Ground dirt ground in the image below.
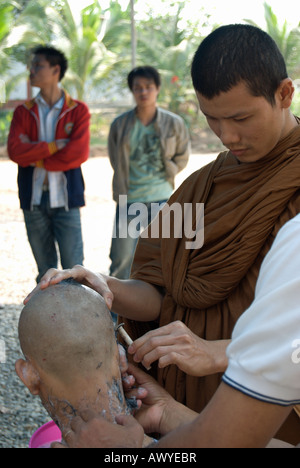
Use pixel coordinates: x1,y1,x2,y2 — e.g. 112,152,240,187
0,147,217,448
0,148,218,303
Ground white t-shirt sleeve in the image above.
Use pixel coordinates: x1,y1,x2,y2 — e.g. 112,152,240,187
223,214,300,406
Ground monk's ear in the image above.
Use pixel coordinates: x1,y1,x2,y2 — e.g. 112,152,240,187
276,78,295,109
15,359,41,395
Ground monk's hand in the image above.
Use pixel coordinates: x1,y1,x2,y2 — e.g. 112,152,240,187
57,409,144,449
24,265,114,310
128,321,229,377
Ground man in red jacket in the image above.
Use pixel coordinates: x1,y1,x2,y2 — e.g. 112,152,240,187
7,45,90,282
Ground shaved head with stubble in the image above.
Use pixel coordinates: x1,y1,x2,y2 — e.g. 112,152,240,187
15,279,131,436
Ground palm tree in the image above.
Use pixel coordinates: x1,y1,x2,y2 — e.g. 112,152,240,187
245,2,300,78
4,0,132,101
53,0,109,100
0,1,19,66
0,2,14,101
135,1,208,125
0,1,31,102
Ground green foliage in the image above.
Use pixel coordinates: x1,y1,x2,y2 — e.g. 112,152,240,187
0,2,21,72
0,0,299,146
0,3,14,43
134,1,209,126
291,83,300,116
0,110,13,145
0,0,210,103
245,2,300,78
89,112,113,146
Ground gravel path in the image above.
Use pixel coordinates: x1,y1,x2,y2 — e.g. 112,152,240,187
0,152,216,448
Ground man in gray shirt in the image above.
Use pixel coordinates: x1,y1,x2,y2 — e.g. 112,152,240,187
108,66,190,282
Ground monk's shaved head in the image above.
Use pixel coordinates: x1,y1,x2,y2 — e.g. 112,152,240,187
18,279,118,383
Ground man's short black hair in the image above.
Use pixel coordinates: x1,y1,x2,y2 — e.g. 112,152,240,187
32,45,68,81
191,24,288,105
127,66,161,91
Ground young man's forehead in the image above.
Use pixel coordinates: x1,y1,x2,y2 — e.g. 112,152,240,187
30,54,49,65
132,76,157,87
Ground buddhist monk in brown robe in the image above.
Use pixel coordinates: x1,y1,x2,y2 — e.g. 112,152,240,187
24,24,300,444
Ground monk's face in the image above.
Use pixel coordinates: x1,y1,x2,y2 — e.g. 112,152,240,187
196,80,295,163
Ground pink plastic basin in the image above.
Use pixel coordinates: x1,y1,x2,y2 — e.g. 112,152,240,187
29,421,62,448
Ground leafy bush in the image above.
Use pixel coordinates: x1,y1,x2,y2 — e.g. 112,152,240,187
291,83,300,117
0,110,12,146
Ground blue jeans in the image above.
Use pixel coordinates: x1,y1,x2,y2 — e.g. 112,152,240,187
109,200,167,280
23,191,84,283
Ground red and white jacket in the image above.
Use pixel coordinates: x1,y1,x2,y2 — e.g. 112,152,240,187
7,91,90,210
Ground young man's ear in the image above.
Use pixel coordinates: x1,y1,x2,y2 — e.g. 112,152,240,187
277,78,295,109
52,64,61,80
15,359,41,395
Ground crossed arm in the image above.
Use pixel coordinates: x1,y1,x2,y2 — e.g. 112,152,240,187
7,104,90,171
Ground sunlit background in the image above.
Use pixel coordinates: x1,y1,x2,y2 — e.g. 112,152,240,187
1,0,299,147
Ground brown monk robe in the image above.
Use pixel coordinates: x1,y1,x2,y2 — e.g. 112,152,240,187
119,119,300,442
